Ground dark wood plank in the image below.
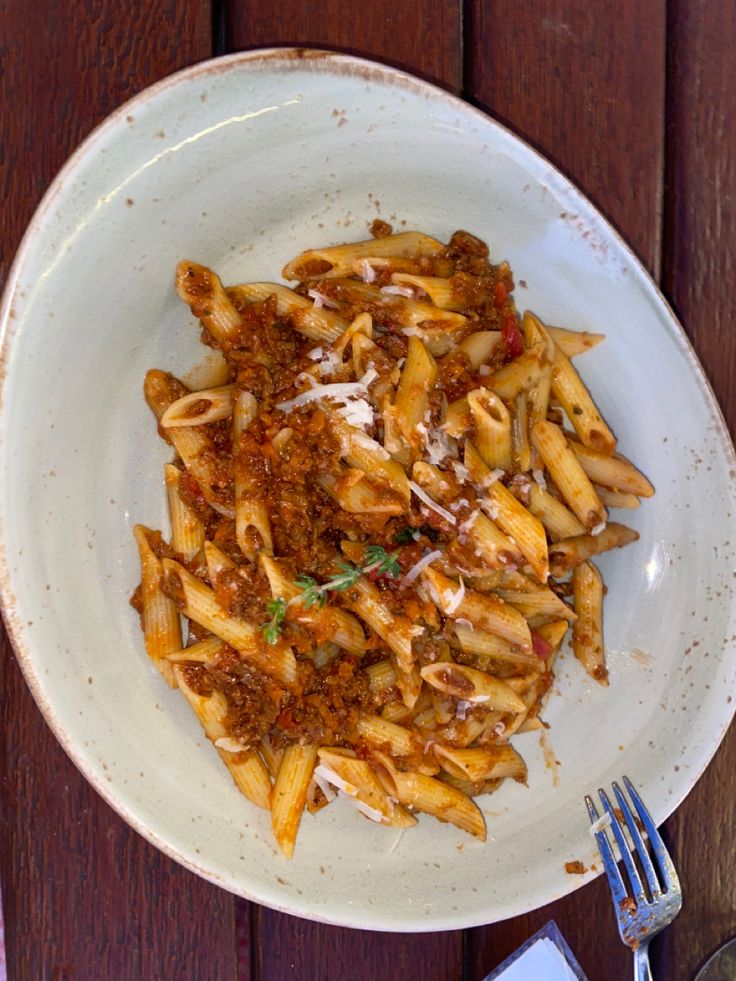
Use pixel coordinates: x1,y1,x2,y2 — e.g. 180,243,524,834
226,0,462,90
465,0,666,277
0,3,241,978
251,908,463,981
653,1,736,977
465,3,666,978
227,4,464,977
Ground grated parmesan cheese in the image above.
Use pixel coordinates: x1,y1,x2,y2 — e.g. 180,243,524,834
214,737,247,753
591,522,606,536
359,259,376,283
589,811,612,836
381,284,415,298
408,481,457,525
307,347,323,360
450,461,470,482
276,381,370,413
336,398,375,430
308,288,339,309
455,700,472,721
444,576,466,615
403,549,443,584
457,509,480,536
532,468,547,489
313,763,386,823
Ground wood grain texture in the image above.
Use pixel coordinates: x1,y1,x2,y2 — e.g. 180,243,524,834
466,5,665,979
465,0,666,275
653,1,736,976
226,0,462,90
252,907,463,981
0,3,240,979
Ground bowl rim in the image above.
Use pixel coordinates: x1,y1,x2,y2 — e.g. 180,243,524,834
1,46,735,932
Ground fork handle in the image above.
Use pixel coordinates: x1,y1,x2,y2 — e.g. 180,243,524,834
634,944,653,981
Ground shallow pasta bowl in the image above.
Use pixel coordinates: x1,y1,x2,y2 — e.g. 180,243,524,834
1,49,735,931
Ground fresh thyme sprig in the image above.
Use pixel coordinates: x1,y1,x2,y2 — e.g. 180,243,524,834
261,546,402,642
260,597,287,645
295,545,401,610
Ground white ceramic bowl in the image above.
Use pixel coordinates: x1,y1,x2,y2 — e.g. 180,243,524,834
1,50,735,931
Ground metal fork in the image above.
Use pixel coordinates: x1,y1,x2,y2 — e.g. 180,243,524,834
585,776,683,981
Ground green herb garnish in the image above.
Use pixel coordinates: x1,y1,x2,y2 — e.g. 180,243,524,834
293,545,401,609
260,597,287,645
394,527,419,545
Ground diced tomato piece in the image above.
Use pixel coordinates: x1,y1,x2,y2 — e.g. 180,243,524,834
502,313,524,359
532,632,552,659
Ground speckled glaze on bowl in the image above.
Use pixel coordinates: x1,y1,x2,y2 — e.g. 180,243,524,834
1,49,734,932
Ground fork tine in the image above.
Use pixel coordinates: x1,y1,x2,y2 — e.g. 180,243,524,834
598,788,647,905
612,781,661,899
623,776,681,893
585,795,628,909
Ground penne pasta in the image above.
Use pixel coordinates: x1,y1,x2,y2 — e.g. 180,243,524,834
531,421,607,530
272,744,318,859
133,525,181,687
282,231,443,280
134,226,653,856
572,560,607,685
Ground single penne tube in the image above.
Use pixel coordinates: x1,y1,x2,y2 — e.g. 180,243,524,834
271,744,318,859
165,637,226,664
227,283,347,343
496,587,576,622
434,744,526,783
453,623,540,668
527,482,586,541
547,325,605,356
551,343,617,453
160,385,236,428
532,421,607,529
464,442,548,581
316,749,417,827
489,342,549,399
356,715,422,758
258,554,367,655
456,330,503,368
331,417,410,503
394,335,437,444
164,464,205,564
572,560,607,685
133,525,181,688
420,662,526,713
144,370,235,518
346,577,419,678
442,397,472,438
175,261,242,345
422,566,532,651
328,278,468,331
567,438,655,497
467,389,512,471
372,752,486,840
161,559,297,687
522,313,556,467
548,522,640,576
235,488,273,560
173,665,272,809
282,231,444,279
593,485,641,510
316,469,404,516
457,509,524,570
390,274,462,310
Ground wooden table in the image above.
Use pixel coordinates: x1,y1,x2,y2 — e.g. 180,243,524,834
2,2,735,978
